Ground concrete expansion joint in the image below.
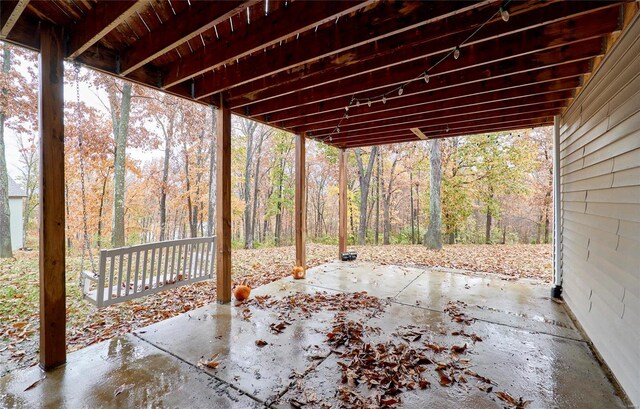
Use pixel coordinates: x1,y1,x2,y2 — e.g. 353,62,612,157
132,332,266,406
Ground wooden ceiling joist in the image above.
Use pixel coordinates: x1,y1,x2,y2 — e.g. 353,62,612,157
283,78,581,130
119,1,254,76
245,9,617,120
337,118,555,148
161,0,378,89
326,107,563,142
313,99,568,139
185,1,493,99
3,0,633,147
0,0,29,38
271,60,590,126
225,0,614,109
67,1,147,59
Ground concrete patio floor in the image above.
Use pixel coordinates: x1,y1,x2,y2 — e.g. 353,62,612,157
0,261,630,408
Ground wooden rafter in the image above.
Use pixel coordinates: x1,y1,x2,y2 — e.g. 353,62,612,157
162,0,378,89
186,1,493,99
67,1,147,59
0,0,29,38
225,0,611,109
120,1,254,76
245,9,618,120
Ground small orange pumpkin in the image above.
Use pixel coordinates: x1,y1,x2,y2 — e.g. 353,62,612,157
292,266,306,279
234,285,251,301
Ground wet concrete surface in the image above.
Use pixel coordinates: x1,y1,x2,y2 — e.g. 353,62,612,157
0,335,261,409
0,262,630,408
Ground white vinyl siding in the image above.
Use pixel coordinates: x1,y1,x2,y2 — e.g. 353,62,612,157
8,198,23,251
559,15,640,407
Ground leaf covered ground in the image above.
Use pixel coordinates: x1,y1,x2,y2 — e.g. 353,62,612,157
0,243,551,374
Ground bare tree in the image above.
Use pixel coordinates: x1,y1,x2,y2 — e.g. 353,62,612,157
354,146,378,245
424,139,442,249
109,82,132,247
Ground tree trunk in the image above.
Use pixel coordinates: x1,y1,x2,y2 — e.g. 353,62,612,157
250,136,264,245
158,113,174,241
410,172,415,244
375,149,380,245
355,147,378,244
97,171,109,248
0,47,12,257
485,204,493,244
274,155,285,246
424,139,442,250
111,83,132,247
207,107,216,236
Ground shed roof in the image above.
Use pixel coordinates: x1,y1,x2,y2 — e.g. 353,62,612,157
1,0,638,148
8,176,26,198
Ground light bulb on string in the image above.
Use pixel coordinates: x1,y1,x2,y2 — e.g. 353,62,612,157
500,6,509,22
453,47,460,60
336,126,340,133
367,99,372,107
356,100,360,107
398,87,404,96
423,72,429,84
345,106,349,112
382,95,387,104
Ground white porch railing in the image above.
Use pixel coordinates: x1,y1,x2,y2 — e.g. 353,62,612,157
81,236,216,308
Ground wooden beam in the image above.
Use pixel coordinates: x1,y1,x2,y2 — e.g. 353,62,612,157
67,1,147,59
321,101,567,140
188,1,489,99
337,117,555,148
225,0,613,108
295,132,306,269
331,108,562,142
411,129,428,140
285,79,580,130
163,0,377,89
274,61,588,128
0,0,29,38
308,91,574,136
120,1,253,76
39,24,66,370
338,148,347,258
216,94,232,303
245,7,618,120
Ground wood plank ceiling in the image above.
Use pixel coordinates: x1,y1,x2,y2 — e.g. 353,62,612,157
1,0,635,148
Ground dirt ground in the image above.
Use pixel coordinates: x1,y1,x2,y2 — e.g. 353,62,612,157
0,243,551,374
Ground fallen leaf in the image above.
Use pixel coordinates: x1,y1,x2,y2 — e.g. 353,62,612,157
23,375,45,392
114,383,134,396
255,339,268,347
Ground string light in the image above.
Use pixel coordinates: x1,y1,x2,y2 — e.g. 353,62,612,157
320,0,511,144
500,6,509,22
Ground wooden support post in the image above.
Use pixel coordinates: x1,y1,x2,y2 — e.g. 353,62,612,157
39,24,66,370
338,149,347,258
295,133,306,268
216,94,232,303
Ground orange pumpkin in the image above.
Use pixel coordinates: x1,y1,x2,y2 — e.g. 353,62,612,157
292,266,306,279
234,285,251,301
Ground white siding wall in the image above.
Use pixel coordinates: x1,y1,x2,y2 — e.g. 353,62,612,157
559,15,640,407
9,198,23,251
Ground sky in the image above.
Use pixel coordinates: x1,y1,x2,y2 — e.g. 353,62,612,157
4,62,163,181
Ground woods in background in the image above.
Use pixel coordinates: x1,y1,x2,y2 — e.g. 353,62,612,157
0,44,554,255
